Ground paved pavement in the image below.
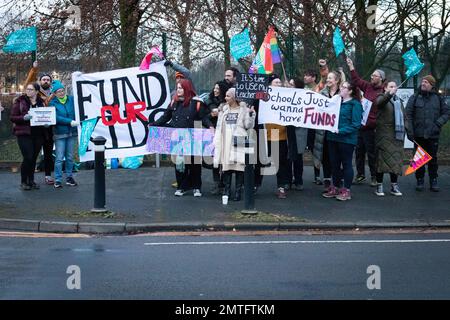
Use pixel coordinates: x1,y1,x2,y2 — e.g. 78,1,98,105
1,232,450,299
0,165,449,233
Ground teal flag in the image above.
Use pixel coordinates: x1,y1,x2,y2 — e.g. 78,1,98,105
333,27,345,57
230,28,252,61
402,48,424,79
79,117,99,156
2,26,37,53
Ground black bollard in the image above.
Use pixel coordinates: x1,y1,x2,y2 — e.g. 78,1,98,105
91,136,107,213
242,137,257,215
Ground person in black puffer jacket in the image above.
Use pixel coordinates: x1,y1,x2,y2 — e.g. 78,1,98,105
405,75,449,192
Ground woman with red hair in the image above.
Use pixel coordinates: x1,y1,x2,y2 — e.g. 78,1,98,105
150,79,212,197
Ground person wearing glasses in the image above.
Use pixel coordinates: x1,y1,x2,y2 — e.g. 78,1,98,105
10,83,47,190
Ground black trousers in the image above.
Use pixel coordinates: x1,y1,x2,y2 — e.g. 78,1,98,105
414,138,439,179
268,140,290,188
17,135,45,185
356,129,376,178
322,137,332,180
43,136,54,176
288,155,304,185
376,173,398,183
175,156,202,190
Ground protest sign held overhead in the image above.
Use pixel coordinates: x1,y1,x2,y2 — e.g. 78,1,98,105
72,61,170,162
259,87,341,132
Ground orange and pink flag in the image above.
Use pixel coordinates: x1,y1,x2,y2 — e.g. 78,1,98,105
405,144,432,175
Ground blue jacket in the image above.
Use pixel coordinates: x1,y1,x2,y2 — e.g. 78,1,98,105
49,95,78,138
327,98,363,145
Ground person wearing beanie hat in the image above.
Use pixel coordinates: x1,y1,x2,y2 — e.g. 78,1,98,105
48,79,79,189
21,60,55,185
405,74,450,192
422,75,436,87
51,80,65,94
346,57,385,187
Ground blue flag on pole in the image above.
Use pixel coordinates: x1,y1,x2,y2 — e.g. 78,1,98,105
402,48,424,79
230,28,253,61
2,26,37,53
333,27,345,57
79,117,99,156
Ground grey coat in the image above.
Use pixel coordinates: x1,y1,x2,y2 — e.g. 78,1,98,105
405,89,449,140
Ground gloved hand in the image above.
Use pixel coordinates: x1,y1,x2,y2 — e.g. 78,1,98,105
70,120,79,127
23,113,33,121
164,60,173,67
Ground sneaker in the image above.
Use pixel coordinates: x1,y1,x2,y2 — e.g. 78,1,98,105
354,175,366,184
416,178,425,191
293,184,304,191
370,176,377,187
193,189,202,197
171,181,178,188
66,177,78,186
20,183,32,191
314,177,323,185
30,182,40,190
430,178,439,192
375,183,385,196
322,186,339,198
54,181,63,189
336,188,352,201
390,183,403,196
174,189,185,196
276,187,287,199
45,176,54,185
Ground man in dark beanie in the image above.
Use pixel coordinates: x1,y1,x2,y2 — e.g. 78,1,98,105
406,75,449,192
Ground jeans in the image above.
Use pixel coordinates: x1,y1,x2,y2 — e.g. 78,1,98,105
356,129,376,178
54,136,76,183
328,141,355,189
17,135,44,185
414,138,439,179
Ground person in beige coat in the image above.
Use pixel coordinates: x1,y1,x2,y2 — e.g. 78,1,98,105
214,88,256,201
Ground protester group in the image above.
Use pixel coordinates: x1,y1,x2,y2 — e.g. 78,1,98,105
7,54,450,204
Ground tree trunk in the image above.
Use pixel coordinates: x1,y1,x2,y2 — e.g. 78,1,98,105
119,0,141,68
354,0,378,78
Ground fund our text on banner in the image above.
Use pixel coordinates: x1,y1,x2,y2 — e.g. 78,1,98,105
258,87,341,132
147,126,214,156
72,61,171,161
404,144,432,175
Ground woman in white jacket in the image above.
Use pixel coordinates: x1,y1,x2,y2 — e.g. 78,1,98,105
213,88,256,201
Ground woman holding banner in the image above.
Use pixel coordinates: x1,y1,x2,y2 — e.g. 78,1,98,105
151,79,212,197
314,71,343,193
213,88,255,202
10,83,47,190
373,81,405,196
323,82,363,201
49,80,79,189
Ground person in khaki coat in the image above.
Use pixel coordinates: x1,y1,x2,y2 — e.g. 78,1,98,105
213,88,255,201
374,80,406,197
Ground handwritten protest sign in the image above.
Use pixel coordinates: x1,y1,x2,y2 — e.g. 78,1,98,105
72,61,170,161
30,107,56,126
235,73,269,102
230,28,252,61
259,87,341,132
147,126,214,156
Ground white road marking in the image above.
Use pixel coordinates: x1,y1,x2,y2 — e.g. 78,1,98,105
144,239,450,246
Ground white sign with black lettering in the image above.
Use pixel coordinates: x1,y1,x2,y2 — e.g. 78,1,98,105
29,107,56,126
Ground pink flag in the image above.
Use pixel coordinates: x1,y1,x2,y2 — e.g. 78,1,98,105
139,46,165,70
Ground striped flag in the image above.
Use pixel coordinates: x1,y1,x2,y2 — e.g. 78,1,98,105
404,144,432,175
249,27,281,74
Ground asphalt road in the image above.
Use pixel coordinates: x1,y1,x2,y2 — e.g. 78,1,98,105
1,231,450,300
